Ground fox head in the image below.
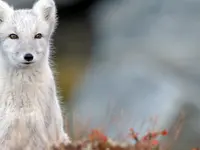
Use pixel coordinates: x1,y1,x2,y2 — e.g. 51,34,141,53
0,0,57,69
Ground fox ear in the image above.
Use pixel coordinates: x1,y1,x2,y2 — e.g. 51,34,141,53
32,0,57,23
0,0,14,22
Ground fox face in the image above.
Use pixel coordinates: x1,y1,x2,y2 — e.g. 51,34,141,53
0,0,57,68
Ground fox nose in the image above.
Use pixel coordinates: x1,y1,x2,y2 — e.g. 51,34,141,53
24,53,34,62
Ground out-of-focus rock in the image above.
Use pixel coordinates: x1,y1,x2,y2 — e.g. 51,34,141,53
70,0,200,149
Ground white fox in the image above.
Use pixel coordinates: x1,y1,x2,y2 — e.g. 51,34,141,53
0,0,70,149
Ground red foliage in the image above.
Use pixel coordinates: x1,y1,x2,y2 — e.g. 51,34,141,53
88,129,108,142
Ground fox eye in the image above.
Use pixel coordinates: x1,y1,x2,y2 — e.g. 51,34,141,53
34,33,43,39
9,34,19,39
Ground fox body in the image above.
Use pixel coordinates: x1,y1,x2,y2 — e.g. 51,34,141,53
0,0,70,149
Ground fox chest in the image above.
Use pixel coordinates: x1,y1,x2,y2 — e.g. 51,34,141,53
0,83,54,146
0,83,52,111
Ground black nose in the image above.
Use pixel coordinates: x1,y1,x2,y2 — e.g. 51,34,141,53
24,53,34,62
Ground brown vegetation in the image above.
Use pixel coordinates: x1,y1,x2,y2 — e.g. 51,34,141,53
51,113,186,150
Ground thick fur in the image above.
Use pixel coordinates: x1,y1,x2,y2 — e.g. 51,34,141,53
0,0,70,149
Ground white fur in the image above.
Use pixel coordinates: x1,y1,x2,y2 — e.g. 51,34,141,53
0,0,70,149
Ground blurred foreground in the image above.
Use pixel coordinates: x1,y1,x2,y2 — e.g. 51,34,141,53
52,114,183,150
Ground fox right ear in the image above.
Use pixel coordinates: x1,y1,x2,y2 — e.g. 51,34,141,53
32,0,56,23
0,0,13,22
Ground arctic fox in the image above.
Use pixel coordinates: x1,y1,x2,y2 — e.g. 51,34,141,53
0,0,70,149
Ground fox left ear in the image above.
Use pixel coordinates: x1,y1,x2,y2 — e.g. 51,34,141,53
0,0,14,23
32,0,57,25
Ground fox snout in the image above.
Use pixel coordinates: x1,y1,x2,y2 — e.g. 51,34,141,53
24,53,34,62
22,53,34,64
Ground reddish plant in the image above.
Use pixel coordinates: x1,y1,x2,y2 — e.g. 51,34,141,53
88,129,108,142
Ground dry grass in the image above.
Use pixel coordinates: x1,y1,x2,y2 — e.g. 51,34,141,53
51,113,186,150
51,128,168,150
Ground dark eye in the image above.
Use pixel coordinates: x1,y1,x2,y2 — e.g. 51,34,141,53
9,34,19,39
34,33,43,39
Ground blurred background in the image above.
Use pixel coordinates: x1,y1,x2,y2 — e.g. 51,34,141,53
7,0,200,149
